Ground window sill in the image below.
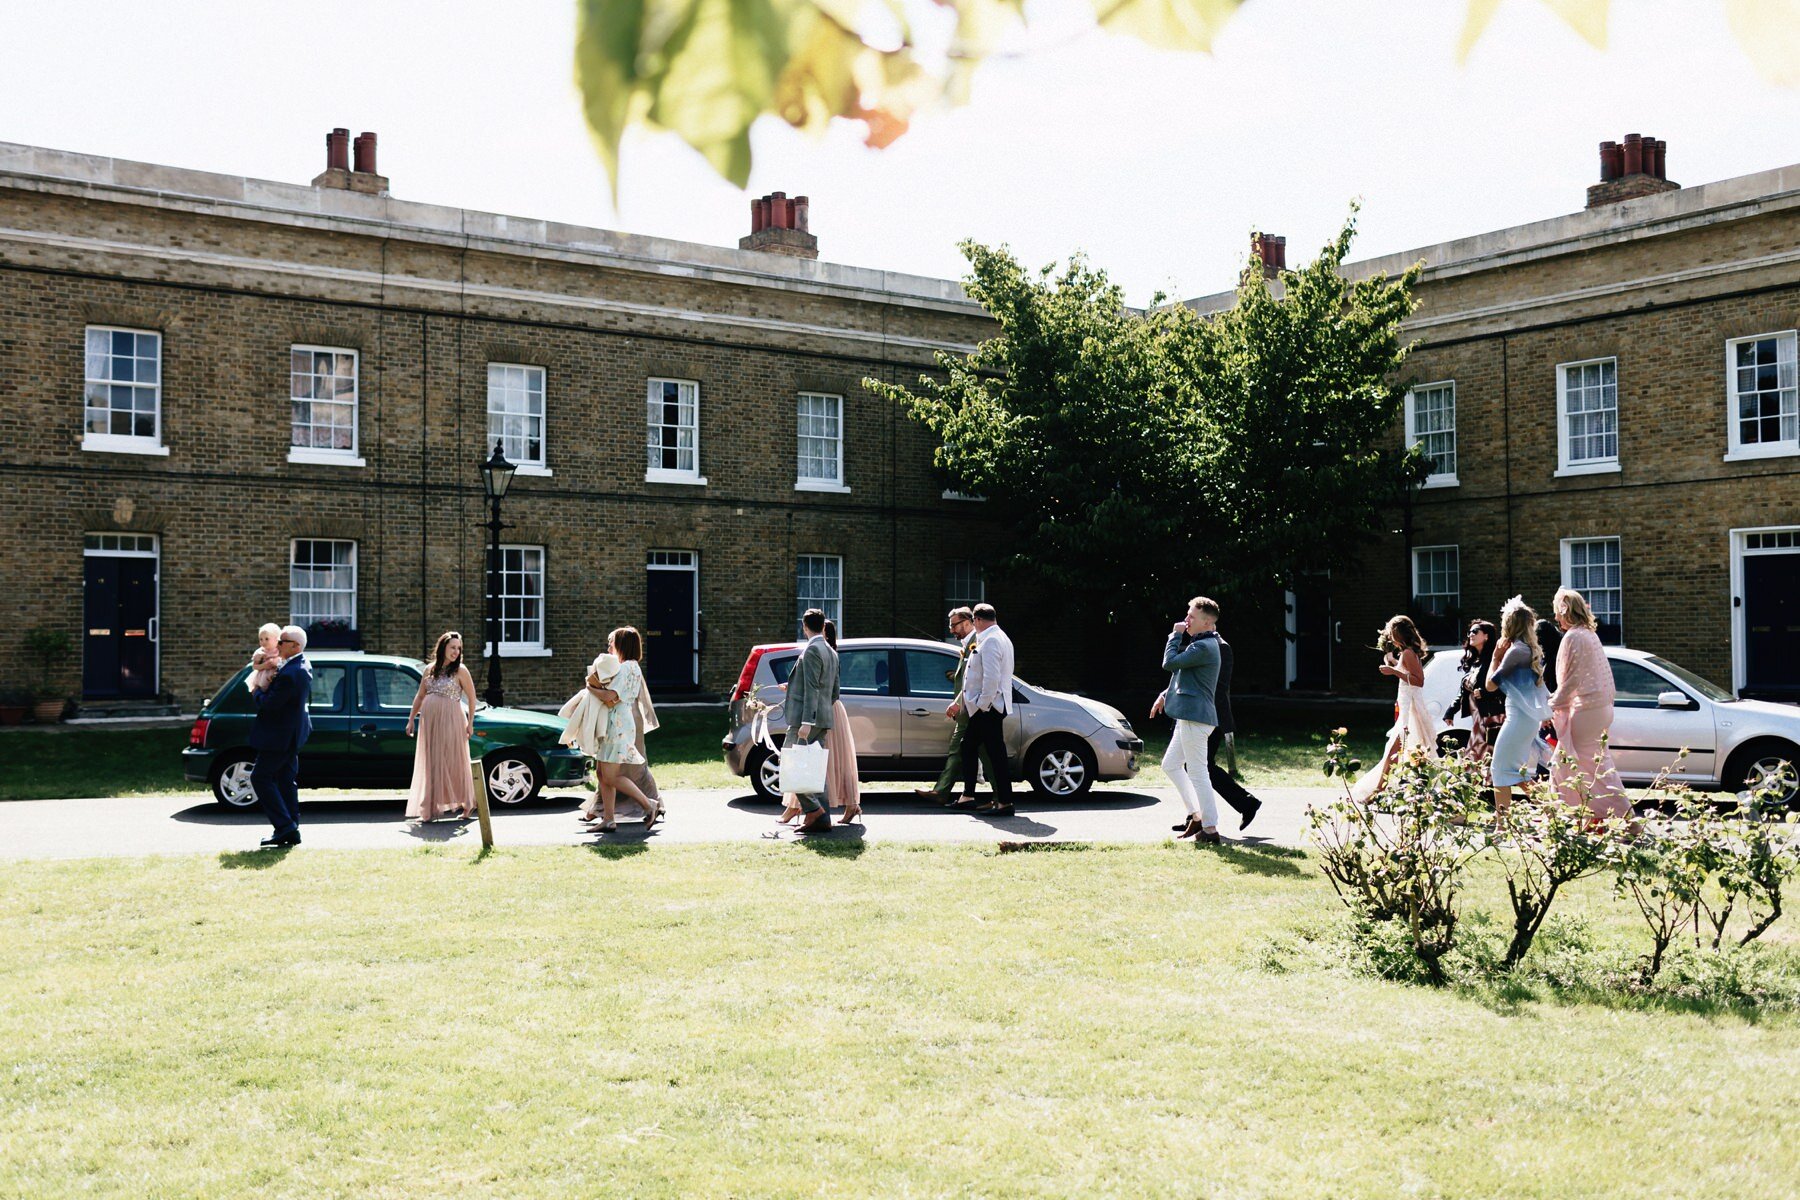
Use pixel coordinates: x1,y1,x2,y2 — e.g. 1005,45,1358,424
512,464,554,477
288,448,366,467
795,480,851,494
82,435,169,457
1723,446,1800,464
1553,462,1620,479
482,646,554,658
645,470,708,486
1420,475,1459,490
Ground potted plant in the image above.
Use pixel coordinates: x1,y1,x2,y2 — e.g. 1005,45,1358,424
305,617,362,650
0,688,28,725
24,626,73,723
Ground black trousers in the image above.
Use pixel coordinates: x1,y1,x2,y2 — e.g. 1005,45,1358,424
1207,726,1257,817
251,748,301,836
961,708,1012,799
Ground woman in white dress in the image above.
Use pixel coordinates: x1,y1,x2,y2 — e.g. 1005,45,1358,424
1349,615,1440,803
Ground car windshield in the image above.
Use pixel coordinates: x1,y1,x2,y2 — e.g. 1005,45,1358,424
1642,656,1735,703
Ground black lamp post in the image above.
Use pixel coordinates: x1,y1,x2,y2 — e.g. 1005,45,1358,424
479,441,517,707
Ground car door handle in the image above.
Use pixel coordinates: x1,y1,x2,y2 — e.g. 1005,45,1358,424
908,707,935,717
358,724,379,734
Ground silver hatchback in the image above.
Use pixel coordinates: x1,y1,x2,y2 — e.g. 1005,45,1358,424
722,637,1144,801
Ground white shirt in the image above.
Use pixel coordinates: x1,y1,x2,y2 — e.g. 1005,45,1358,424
960,623,1015,714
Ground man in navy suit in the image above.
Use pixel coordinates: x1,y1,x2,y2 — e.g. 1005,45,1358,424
250,624,314,848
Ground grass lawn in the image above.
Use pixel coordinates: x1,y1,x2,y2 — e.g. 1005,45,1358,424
0,706,1388,801
3,844,1796,1198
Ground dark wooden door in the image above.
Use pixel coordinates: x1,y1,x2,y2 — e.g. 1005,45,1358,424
1744,552,1800,699
83,556,157,698
1290,577,1332,690
644,567,697,690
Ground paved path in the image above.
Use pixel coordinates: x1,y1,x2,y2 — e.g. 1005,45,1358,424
0,785,1336,861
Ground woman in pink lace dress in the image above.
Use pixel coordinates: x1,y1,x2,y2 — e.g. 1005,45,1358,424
1548,588,1632,821
405,631,478,822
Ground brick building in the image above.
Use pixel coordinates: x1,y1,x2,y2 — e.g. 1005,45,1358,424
1191,137,1800,702
0,135,1007,709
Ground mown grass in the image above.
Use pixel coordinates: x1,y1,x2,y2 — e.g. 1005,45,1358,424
1,707,1388,800
2,844,1797,1198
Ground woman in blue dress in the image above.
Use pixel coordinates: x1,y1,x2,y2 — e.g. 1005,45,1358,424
1483,597,1551,821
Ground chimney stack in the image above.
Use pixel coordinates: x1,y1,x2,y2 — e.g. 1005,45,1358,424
1250,231,1286,279
312,127,390,196
1586,131,1677,209
739,190,819,259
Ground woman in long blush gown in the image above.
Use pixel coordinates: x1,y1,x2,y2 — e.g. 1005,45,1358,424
822,620,862,824
1349,615,1440,803
406,631,479,821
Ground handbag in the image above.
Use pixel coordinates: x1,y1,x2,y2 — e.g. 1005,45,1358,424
779,740,829,795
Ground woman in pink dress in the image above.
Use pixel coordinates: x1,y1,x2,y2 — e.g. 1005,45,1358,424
1547,588,1632,822
822,620,862,824
405,631,479,822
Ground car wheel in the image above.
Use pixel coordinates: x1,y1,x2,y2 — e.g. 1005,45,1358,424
483,749,545,806
1026,736,1096,800
746,745,783,802
1726,739,1800,807
211,750,259,809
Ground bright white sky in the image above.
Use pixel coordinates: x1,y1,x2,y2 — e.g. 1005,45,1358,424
2,0,1795,302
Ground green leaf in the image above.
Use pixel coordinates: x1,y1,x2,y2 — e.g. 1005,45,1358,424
1457,0,1608,62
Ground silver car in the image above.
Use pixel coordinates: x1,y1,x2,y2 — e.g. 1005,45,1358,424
722,637,1144,801
1424,645,1799,803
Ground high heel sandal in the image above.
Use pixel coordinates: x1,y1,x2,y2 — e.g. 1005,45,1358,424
837,808,862,825
643,801,662,828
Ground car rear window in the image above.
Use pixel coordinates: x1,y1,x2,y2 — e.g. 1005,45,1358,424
767,649,891,695
768,654,798,685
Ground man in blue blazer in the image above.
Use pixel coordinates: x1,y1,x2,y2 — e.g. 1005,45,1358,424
1159,597,1223,843
250,624,314,848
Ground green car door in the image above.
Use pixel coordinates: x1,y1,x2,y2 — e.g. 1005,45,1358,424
350,662,427,787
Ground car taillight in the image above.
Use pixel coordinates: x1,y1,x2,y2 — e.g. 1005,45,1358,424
730,648,768,702
188,717,210,747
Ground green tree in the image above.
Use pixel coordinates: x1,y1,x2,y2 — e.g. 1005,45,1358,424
866,215,1426,624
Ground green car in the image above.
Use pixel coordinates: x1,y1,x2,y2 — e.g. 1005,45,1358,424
182,651,589,809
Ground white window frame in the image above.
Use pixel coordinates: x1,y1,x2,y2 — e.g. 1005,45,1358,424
796,554,843,637
1723,331,1799,463
1410,545,1460,616
482,544,552,658
795,391,849,493
1555,356,1621,477
944,560,986,613
82,325,169,456
1560,536,1623,645
645,377,706,485
289,539,358,631
287,345,365,467
487,362,551,476
1403,381,1458,488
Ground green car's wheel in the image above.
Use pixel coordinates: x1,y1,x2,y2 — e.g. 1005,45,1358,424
483,749,546,805
212,750,259,809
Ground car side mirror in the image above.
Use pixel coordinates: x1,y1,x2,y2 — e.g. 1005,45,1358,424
1656,690,1690,709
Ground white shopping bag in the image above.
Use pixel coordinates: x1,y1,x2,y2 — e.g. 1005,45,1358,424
779,741,829,795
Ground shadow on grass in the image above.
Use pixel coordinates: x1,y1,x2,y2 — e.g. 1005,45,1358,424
791,834,868,858
218,847,292,869
1209,842,1308,878
582,840,650,860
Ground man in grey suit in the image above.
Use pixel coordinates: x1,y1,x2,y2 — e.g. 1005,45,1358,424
784,607,840,832
1159,596,1223,843
1154,622,1261,831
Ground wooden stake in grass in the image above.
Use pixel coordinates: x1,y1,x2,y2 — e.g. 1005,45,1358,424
470,758,494,849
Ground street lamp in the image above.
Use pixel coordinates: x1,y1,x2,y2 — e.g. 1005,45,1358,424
479,441,516,707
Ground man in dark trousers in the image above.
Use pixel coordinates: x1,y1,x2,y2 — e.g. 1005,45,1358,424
1154,614,1262,831
250,624,314,848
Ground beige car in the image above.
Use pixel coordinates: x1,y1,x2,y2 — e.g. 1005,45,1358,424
722,637,1144,801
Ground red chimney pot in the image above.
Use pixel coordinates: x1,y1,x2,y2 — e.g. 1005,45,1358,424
1622,133,1643,176
326,127,350,172
353,131,378,175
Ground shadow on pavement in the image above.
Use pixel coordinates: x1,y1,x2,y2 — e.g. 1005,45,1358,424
175,797,584,826
405,818,477,842
218,847,292,869
725,789,1163,818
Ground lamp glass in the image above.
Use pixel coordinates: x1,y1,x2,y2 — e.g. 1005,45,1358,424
480,442,516,500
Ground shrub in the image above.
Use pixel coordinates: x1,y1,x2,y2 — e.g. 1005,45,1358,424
1491,784,1616,969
